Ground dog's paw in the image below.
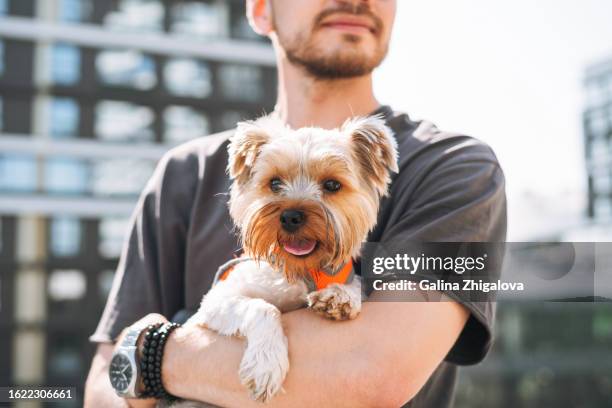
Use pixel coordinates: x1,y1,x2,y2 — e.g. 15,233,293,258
307,283,361,320
239,335,289,403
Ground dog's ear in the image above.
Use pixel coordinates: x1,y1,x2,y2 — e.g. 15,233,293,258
342,115,399,197
227,121,270,184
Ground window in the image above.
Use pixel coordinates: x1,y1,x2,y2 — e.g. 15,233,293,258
0,0,6,16
163,106,209,144
96,50,156,90
0,155,37,192
50,217,82,257
220,110,248,132
104,0,164,32
98,217,130,258
593,171,611,195
164,59,212,98
594,197,612,219
0,40,4,76
51,44,81,85
48,270,86,301
218,64,263,102
48,340,84,380
586,108,610,140
170,1,224,38
98,270,115,298
58,0,92,23
95,101,154,142
91,159,154,197
44,158,89,194
49,97,79,138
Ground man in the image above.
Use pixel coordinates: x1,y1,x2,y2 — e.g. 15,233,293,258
85,0,506,407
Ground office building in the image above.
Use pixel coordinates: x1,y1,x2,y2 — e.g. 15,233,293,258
0,0,275,405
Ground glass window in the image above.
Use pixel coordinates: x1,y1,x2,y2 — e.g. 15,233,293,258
593,171,611,194
50,217,81,257
50,97,79,138
218,64,263,102
163,106,209,144
91,159,155,197
594,197,612,219
58,0,92,23
99,217,130,258
0,155,37,192
220,110,249,132
95,100,154,142
104,0,164,32
0,40,4,76
164,59,212,98
231,15,260,41
170,1,224,38
587,108,610,139
51,43,81,85
0,0,6,16
96,50,157,90
44,158,89,194
48,341,83,379
98,270,115,298
48,269,86,301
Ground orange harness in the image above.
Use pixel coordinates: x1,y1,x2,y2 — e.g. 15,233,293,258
215,258,355,291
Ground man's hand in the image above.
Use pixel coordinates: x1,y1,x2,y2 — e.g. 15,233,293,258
85,313,168,408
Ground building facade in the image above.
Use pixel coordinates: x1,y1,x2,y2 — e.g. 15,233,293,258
584,56,612,220
0,0,276,405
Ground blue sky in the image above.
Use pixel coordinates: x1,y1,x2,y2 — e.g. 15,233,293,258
375,0,612,239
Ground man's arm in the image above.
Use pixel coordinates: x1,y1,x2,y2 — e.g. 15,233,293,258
85,313,172,408
161,292,468,407
85,344,162,408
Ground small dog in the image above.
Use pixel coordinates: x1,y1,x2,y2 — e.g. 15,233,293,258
188,114,398,403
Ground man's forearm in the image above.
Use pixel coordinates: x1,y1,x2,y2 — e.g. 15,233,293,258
162,295,469,407
163,308,375,407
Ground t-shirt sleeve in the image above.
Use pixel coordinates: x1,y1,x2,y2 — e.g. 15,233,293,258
89,147,198,344
377,139,507,365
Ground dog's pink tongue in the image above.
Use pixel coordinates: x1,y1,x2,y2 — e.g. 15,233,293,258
283,239,316,256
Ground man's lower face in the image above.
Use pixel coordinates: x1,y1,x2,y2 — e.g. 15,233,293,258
281,27,388,79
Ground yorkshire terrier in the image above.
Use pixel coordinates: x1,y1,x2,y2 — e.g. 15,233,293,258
188,114,398,403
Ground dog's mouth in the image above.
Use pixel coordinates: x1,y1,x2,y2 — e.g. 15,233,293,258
281,239,317,256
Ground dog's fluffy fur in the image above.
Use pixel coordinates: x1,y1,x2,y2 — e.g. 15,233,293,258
180,114,398,405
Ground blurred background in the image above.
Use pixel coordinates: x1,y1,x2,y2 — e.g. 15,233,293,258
0,0,610,407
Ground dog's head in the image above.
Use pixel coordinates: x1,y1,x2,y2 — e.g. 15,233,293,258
227,114,398,281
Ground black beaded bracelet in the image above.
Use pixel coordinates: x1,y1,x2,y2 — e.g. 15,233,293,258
139,322,181,399
138,323,163,398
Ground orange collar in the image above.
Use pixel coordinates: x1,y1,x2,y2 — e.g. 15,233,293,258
215,258,354,291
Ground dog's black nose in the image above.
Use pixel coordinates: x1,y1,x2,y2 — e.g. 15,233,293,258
280,209,305,232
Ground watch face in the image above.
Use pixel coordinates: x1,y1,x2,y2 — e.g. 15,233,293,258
109,353,133,393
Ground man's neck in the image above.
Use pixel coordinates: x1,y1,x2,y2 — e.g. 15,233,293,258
273,58,380,130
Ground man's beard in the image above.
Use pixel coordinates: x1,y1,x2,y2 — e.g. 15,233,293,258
275,3,389,80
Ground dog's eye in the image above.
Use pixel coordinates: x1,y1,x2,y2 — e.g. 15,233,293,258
322,179,341,193
270,178,283,193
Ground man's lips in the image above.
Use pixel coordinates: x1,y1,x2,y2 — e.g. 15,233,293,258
282,239,317,256
320,17,376,34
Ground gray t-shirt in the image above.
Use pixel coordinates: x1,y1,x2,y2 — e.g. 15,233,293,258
91,105,507,407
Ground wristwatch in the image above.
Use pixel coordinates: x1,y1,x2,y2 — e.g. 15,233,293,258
109,324,146,398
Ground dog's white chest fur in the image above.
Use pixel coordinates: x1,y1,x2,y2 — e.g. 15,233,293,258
210,260,310,313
